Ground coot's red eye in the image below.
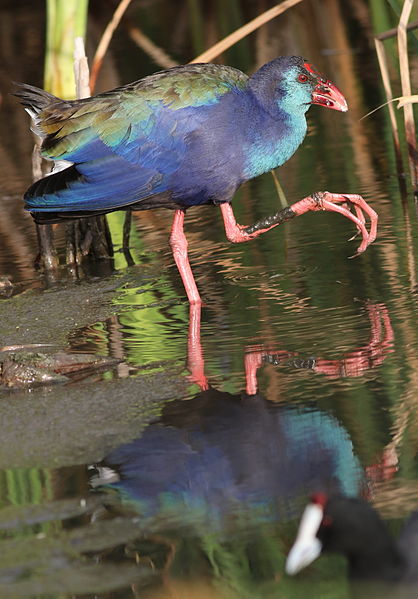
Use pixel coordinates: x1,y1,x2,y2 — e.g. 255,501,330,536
322,515,333,527
298,74,308,83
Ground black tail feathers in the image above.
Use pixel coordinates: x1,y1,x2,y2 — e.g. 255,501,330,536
12,83,58,115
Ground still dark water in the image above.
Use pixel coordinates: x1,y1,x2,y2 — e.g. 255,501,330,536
0,1,417,598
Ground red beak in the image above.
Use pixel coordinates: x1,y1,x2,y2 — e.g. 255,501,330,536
312,80,348,112
304,62,348,113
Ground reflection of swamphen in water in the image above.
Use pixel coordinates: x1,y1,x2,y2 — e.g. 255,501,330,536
286,494,418,587
15,57,377,302
93,390,363,530
92,302,393,530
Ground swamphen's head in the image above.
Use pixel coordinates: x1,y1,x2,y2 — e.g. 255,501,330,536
286,494,406,581
249,56,347,116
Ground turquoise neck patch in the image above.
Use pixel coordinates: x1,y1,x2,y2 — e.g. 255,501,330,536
243,111,308,180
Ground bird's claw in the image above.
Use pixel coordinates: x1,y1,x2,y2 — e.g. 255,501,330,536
348,231,360,242
311,191,378,255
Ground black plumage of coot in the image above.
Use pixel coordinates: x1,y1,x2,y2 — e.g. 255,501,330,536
286,494,418,596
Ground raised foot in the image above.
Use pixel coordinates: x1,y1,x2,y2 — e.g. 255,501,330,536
294,191,378,255
220,192,377,256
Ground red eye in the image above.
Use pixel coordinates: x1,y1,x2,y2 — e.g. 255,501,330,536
298,74,308,83
322,515,333,527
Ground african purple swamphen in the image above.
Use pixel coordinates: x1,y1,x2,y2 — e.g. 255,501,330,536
286,494,418,585
15,56,377,302
92,392,362,529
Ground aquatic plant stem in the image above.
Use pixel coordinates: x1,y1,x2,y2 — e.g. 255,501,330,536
44,0,88,98
68,38,113,265
89,0,134,92
374,38,404,178
125,23,178,70
74,36,90,98
397,0,417,189
190,0,304,63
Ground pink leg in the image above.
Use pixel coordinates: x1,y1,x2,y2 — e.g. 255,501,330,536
221,191,378,256
169,210,201,304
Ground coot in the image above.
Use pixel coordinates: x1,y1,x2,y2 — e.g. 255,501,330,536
286,494,418,590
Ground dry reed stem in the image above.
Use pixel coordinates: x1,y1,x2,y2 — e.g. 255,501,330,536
271,169,288,207
90,0,134,92
375,18,418,41
190,0,304,63
398,95,418,107
374,38,404,176
72,38,113,264
74,36,91,98
397,0,417,189
126,23,178,69
70,37,91,266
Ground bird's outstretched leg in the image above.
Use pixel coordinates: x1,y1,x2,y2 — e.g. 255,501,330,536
169,209,201,303
221,191,378,256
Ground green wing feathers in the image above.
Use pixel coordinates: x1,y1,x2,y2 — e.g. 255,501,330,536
16,64,249,162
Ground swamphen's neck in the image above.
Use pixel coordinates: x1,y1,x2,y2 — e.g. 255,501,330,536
240,58,314,180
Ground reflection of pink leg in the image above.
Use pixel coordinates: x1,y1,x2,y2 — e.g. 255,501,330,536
365,446,399,485
187,302,209,390
169,210,201,304
243,303,394,392
313,303,394,377
244,347,265,396
244,346,295,395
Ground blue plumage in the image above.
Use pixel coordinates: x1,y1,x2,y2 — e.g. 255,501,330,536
16,56,364,303
94,390,362,526
16,57,316,215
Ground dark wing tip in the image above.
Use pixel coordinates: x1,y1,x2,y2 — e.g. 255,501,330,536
12,83,59,113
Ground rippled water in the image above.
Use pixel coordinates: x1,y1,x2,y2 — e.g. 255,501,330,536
1,4,418,598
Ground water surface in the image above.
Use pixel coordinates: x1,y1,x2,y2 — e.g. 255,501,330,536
0,2,417,597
